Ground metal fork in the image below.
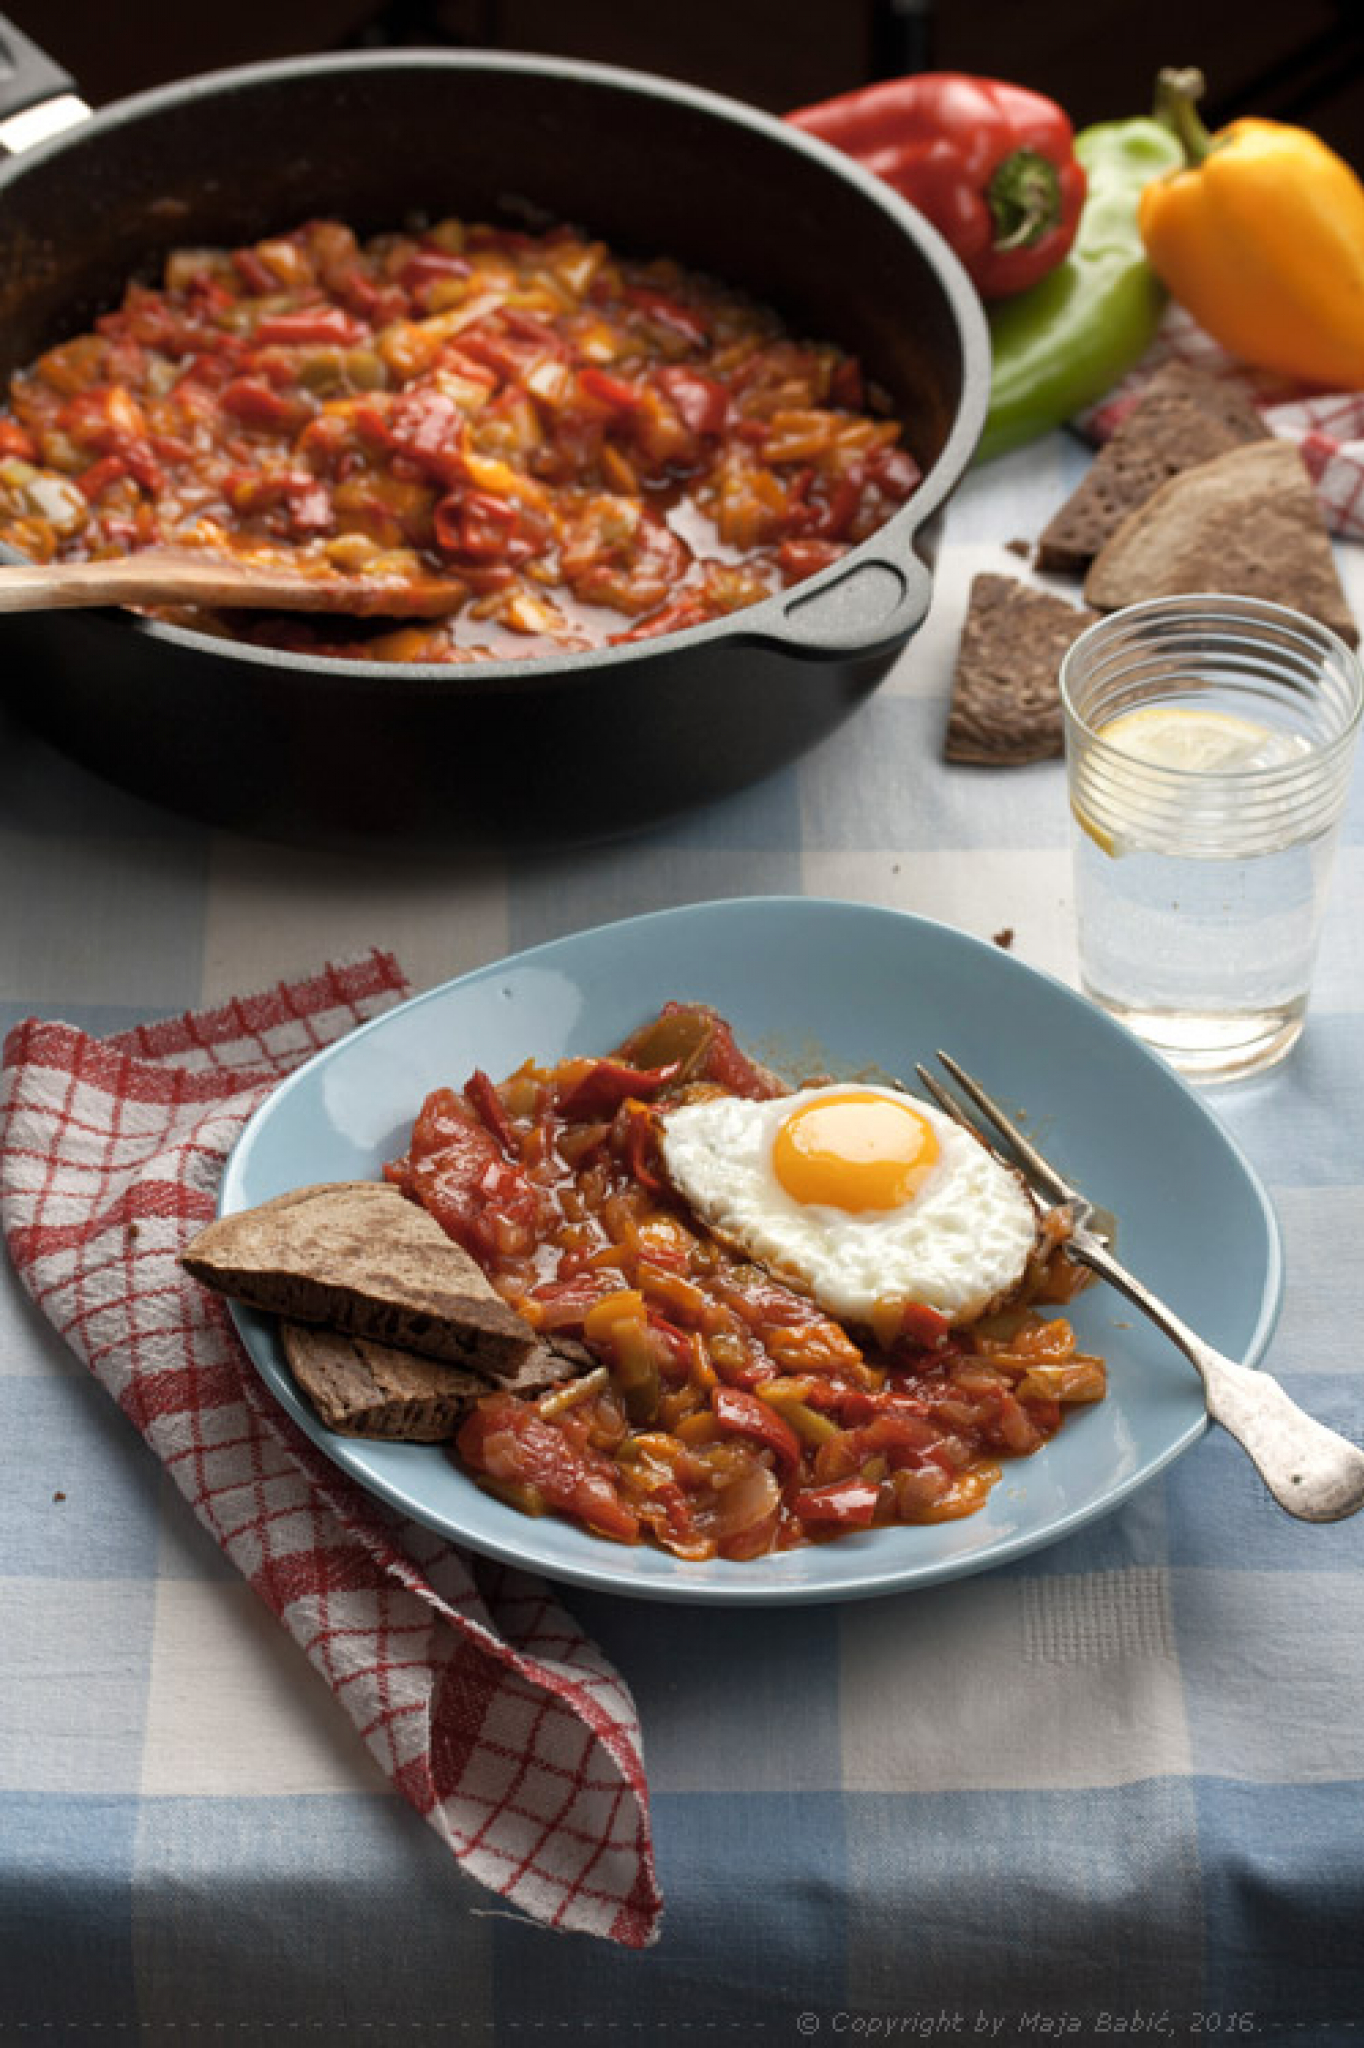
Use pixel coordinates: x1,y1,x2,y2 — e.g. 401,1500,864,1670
917,1051,1364,1524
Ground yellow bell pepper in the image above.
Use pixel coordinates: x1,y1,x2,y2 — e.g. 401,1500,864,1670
1137,67,1364,387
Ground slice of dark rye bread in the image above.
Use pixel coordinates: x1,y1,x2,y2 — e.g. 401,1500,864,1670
1037,363,1271,574
279,1324,492,1439
1083,440,1359,647
279,1323,581,1440
181,1180,567,1382
944,572,1096,765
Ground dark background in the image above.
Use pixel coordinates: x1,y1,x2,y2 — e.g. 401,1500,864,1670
6,0,1364,164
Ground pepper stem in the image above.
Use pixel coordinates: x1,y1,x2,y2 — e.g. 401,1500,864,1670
987,148,1062,252
1153,66,1219,166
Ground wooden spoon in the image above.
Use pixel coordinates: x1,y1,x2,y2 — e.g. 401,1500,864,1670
0,550,468,618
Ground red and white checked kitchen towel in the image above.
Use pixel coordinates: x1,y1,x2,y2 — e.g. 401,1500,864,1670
0,951,662,1948
1082,304,1364,542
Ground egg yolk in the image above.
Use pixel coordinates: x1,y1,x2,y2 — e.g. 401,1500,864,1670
772,1090,940,1212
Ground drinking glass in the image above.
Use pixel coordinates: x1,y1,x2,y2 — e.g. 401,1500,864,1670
1060,594,1364,1083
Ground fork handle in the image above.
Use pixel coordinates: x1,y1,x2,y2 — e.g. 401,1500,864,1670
1070,1237,1364,1523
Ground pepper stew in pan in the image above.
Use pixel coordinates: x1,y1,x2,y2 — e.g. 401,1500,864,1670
0,216,921,663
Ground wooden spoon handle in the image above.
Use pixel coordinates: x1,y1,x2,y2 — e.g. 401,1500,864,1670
0,552,465,616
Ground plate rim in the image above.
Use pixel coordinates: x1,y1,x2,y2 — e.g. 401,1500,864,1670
221,895,1285,1604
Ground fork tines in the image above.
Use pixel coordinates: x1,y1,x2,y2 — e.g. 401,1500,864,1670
917,1052,1076,1209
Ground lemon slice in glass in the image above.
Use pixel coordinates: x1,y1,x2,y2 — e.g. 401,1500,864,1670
1097,703,1307,773
1071,705,1311,858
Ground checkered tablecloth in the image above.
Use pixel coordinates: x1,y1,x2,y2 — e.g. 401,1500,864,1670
3,439,1363,2043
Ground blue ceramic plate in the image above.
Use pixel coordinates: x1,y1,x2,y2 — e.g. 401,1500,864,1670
222,898,1282,1604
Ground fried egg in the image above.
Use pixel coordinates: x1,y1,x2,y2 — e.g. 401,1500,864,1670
658,1083,1039,1328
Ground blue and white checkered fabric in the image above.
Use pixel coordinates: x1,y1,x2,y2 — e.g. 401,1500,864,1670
3,440,1363,2043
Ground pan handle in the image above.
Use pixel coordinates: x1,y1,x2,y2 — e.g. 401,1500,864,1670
0,14,88,151
756,549,934,660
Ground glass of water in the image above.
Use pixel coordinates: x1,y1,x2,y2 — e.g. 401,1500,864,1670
1061,594,1363,1083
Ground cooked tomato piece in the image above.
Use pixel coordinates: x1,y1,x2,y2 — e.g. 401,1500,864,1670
385,1085,544,1262
458,1395,639,1543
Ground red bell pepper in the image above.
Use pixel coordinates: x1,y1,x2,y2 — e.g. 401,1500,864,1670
897,1301,953,1351
788,73,1085,300
463,1068,520,1157
255,306,370,348
0,418,36,460
398,249,472,300
711,1386,802,1478
621,1102,667,1193
555,1057,682,1123
578,367,645,414
792,1478,880,1531
622,286,710,348
219,377,305,432
654,366,729,437
77,453,130,501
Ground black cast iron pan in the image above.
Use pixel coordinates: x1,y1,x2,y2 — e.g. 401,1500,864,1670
0,18,989,845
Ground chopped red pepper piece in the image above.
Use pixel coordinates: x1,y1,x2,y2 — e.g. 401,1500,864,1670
775,538,847,585
433,488,535,565
255,306,369,347
219,378,305,431
623,286,710,347
791,1479,880,1530
555,1058,682,1123
621,1103,666,1193
578,367,645,413
398,250,472,299
870,445,922,498
285,479,333,537
813,1412,947,1483
231,248,280,295
645,1313,695,1375
76,453,130,501
613,594,712,643
654,367,729,437
898,1302,954,1350
527,1273,615,1329
463,1068,520,1157
712,1385,802,1478
0,419,36,460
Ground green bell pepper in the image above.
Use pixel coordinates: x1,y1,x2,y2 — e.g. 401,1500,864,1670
977,115,1184,463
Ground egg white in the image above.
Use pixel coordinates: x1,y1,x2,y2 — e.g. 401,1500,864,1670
658,1084,1040,1328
